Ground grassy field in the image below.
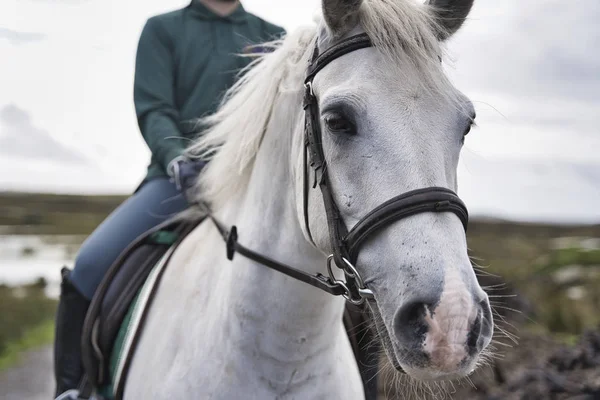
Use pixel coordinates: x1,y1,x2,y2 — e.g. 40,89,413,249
0,280,57,371
0,192,127,235
466,219,600,335
1,191,600,375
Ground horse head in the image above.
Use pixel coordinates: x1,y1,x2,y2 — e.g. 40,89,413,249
298,0,492,381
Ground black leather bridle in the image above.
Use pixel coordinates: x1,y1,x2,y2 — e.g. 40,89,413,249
207,33,469,305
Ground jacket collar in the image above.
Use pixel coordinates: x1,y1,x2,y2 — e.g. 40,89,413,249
189,1,247,24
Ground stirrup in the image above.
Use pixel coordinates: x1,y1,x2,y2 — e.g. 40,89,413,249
55,389,80,400
54,389,100,400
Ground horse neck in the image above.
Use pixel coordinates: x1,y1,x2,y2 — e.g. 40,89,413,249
215,97,347,368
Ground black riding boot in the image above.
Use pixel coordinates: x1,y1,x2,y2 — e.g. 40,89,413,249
54,267,91,398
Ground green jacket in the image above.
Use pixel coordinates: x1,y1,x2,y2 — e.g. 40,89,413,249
134,1,285,182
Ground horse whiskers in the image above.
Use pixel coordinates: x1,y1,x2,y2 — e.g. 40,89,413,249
460,374,477,390
487,294,517,298
489,303,511,312
497,330,517,352
490,305,511,320
491,315,519,333
344,317,374,334
490,340,513,349
489,303,523,315
473,268,502,278
488,298,520,339
361,313,435,400
492,319,520,343
480,283,509,291
468,254,484,261
377,351,471,400
495,329,519,345
469,257,490,267
484,344,504,356
491,317,523,341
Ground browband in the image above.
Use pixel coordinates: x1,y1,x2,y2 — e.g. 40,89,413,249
305,33,373,85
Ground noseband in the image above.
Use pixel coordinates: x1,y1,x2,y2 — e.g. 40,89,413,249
207,33,469,305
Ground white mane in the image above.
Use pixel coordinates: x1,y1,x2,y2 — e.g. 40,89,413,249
187,0,453,208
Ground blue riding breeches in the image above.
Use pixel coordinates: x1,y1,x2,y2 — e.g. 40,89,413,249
69,178,188,300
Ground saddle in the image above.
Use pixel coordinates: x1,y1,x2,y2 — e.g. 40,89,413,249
80,215,204,399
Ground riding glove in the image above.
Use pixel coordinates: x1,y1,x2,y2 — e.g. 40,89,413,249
167,155,207,201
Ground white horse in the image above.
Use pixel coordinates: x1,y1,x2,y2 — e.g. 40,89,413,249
126,0,493,398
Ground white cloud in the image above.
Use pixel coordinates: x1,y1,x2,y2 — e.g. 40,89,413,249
0,27,46,45
0,156,131,194
0,104,87,163
459,153,600,224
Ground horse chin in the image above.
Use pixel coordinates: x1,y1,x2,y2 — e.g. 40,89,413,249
379,342,477,383
398,361,478,382
386,335,484,382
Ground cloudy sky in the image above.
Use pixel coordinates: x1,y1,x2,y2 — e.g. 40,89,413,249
0,0,599,223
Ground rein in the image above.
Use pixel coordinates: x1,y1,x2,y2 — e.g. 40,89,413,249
202,33,469,305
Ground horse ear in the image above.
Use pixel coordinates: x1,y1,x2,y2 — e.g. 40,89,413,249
426,0,474,40
322,0,364,38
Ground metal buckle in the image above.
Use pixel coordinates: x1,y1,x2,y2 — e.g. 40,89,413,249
326,255,374,305
302,81,315,110
305,81,314,96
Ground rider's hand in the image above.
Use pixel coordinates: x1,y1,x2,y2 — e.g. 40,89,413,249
167,155,207,201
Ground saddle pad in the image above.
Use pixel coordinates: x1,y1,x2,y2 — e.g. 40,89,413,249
99,245,176,400
81,216,204,390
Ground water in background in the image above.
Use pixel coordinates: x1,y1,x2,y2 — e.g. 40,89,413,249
0,232,84,298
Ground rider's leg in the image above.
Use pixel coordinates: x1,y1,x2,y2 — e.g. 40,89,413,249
53,178,187,397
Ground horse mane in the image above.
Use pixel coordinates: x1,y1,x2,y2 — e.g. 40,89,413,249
187,0,452,208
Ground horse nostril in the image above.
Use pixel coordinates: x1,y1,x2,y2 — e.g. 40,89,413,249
467,299,494,355
479,298,494,342
393,299,433,346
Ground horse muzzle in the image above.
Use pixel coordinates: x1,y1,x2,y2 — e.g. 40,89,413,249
391,289,493,381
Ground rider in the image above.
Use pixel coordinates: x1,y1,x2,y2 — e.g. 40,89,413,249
52,1,285,398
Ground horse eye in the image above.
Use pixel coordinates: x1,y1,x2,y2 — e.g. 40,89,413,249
324,112,355,134
464,124,472,137
461,116,476,144
463,115,476,137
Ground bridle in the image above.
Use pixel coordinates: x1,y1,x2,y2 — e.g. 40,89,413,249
206,33,469,305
